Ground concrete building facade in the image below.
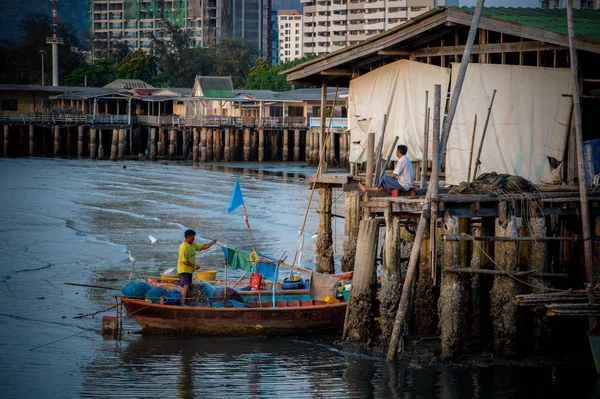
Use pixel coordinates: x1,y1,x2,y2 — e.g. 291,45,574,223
89,0,271,61
277,10,303,63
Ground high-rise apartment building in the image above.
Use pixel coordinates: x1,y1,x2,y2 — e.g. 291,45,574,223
277,10,303,63
300,0,452,57
89,0,271,61
539,0,599,8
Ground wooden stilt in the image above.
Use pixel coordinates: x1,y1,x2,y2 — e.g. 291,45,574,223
29,125,34,156
294,129,301,162
182,130,189,159
224,127,231,161
491,206,521,357
53,125,60,157
90,128,97,160
306,130,312,164
243,128,251,162
110,129,118,161
117,129,125,160
344,218,379,342
528,203,550,349
158,128,165,156
283,129,289,161
207,128,214,161
316,187,334,274
169,128,176,158
215,129,222,161
470,219,492,337
77,126,84,158
416,219,436,336
200,127,207,162
66,127,72,157
341,191,361,272
257,128,265,162
3,125,8,157
271,130,278,161
379,205,403,347
192,127,199,161
149,128,156,161
98,130,104,160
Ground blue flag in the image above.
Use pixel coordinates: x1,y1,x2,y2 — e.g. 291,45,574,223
228,177,244,213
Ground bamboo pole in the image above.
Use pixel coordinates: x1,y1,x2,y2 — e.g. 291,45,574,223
472,90,497,180
467,114,478,183
387,0,486,361
566,0,593,285
381,136,399,179
366,133,375,188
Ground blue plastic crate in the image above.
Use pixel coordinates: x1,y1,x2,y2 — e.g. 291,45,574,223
583,139,600,186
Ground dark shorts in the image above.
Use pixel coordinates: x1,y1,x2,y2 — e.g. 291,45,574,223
179,273,192,286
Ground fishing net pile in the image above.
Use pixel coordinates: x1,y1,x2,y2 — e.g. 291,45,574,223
449,172,538,195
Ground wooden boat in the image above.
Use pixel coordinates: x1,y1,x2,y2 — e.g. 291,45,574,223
120,295,347,337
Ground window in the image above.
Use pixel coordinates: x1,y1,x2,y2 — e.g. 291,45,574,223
1,99,17,111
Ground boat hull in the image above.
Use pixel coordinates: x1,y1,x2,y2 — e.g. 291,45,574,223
121,298,347,337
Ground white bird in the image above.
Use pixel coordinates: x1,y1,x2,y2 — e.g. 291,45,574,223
148,235,158,244
311,234,319,241
128,250,136,265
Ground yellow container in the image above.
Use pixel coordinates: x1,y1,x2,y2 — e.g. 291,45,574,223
160,273,179,284
193,269,217,281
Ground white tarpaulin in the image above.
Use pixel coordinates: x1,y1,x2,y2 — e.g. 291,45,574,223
446,63,573,185
348,59,451,164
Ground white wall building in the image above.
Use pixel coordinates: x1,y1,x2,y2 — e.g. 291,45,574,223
277,9,303,63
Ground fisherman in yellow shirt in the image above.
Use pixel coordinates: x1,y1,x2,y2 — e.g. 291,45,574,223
178,229,217,305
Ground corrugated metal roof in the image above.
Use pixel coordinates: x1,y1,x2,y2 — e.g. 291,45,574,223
197,76,234,98
103,79,155,89
455,7,600,42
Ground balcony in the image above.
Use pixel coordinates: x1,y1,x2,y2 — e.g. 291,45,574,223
309,117,348,128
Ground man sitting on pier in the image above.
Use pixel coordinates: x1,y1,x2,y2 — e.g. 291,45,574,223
359,144,414,195
178,229,217,305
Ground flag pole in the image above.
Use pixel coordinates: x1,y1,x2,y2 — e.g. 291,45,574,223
242,201,255,252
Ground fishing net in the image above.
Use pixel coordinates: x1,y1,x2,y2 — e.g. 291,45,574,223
449,172,538,195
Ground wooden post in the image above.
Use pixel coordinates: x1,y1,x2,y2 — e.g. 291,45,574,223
438,212,461,357
328,131,336,166
293,129,301,161
207,128,214,161
90,128,97,160
149,128,156,161
213,129,220,161
169,128,176,158
110,129,118,161
387,0,485,360
3,125,8,157
244,128,252,162
366,132,375,188
341,191,361,272
66,127,72,157
316,186,334,274
77,126,84,158
306,130,312,164
566,0,594,285
251,129,258,161
182,130,189,159
491,205,521,357
283,129,289,161
200,127,207,162
421,92,429,188
528,203,550,349
258,128,265,162
271,130,278,161
98,130,104,160
344,218,379,342
470,219,493,337
224,127,231,161
379,205,403,347
319,76,328,175
158,128,165,156
415,218,436,337
234,129,242,161
192,127,199,161
29,125,34,156
340,132,348,168
117,129,125,160
231,129,238,161
53,125,60,157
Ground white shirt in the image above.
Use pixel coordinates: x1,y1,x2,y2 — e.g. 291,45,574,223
393,155,414,190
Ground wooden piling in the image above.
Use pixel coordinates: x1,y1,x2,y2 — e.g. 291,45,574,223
470,219,493,337
53,125,60,157
379,206,403,348
159,128,166,156
306,130,312,164
224,128,231,161
283,129,289,161
438,212,461,357
243,128,252,162
149,128,156,161
110,129,118,161
257,128,265,162
117,129,125,160
77,126,84,158
251,129,257,161
528,204,550,349
207,128,214,161
169,128,176,158
192,128,199,161
182,130,189,159
328,131,336,165
235,129,242,161
316,187,334,274
3,125,8,157
98,130,104,160
345,218,379,342
415,219,437,336
231,129,238,161
491,207,522,357
28,125,34,156
341,191,361,272
215,129,222,161
200,127,207,162
271,131,278,161
294,129,300,161
90,128,97,160
66,127,72,157
340,132,348,167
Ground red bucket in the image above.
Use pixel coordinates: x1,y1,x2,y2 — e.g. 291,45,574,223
249,272,262,290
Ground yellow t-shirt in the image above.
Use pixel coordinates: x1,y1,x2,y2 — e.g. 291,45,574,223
177,241,204,274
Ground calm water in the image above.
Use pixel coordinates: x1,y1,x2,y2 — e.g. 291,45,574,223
0,158,598,399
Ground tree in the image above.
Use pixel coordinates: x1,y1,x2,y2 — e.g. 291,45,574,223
0,12,84,85
244,55,319,91
64,59,117,87
208,37,257,88
114,49,157,83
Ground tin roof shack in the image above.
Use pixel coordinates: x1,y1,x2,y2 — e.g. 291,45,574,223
283,7,600,363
